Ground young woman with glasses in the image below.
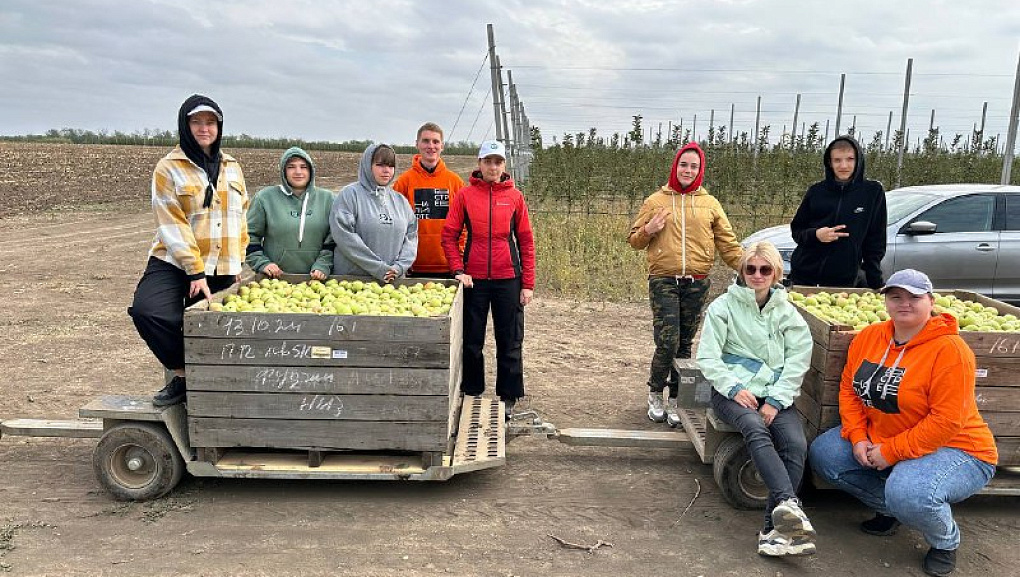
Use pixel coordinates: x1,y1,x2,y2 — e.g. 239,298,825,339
696,241,817,557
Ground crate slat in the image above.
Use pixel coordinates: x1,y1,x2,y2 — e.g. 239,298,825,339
189,417,448,452
186,365,450,395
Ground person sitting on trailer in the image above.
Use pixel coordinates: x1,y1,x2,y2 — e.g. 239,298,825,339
696,241,816,557
809,269,997,577
128,94,249,407
329,144,418,283
246,147,336,280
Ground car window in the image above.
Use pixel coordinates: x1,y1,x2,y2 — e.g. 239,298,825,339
887,191,939,223
912,194,995,233
913,195,991,234
1006,195,1020,231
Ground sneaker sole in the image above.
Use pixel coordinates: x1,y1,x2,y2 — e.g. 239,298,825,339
773,506,817,541
647,411,667,423
152,394,185,407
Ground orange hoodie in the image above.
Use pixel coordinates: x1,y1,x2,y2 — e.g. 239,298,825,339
839,313,997,466
393,155,465,274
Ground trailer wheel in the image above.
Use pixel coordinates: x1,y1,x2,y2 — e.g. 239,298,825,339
713,436,768,510
93,423,184,501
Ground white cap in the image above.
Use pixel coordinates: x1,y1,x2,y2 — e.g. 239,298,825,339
477,140,506,160
880,269,934,295
187,104,222,121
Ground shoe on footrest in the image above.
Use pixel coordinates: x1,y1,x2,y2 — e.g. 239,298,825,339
153,376,186,407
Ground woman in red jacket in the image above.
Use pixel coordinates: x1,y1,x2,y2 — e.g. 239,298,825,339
441,141,536,419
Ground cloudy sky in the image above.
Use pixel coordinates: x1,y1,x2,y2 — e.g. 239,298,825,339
2,0,1019,149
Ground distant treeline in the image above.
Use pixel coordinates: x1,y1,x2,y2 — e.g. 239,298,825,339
0,128,481,155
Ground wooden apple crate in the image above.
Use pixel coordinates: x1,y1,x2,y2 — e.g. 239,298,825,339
790,286,1020,468
181,274,463,466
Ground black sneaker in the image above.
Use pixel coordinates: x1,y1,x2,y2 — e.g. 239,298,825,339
860,513,901,536
153,376,187,407
923,547,957,577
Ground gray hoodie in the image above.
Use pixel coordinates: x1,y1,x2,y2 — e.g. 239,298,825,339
329,144,418,280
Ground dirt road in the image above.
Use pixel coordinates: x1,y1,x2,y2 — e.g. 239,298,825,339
1,203,1018,577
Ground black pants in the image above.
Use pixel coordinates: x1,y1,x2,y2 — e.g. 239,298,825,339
128,257,234,371
461,278,525,401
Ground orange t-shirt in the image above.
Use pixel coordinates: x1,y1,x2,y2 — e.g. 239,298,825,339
839,314,998,466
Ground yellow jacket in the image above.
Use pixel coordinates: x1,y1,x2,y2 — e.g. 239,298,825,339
628,186,743,277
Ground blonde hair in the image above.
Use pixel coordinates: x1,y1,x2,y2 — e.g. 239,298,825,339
740,241,784,285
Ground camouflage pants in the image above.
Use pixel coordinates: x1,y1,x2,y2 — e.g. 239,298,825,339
647,276,711,397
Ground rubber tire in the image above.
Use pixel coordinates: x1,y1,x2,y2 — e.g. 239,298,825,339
713,435,768,510
93,422,184,501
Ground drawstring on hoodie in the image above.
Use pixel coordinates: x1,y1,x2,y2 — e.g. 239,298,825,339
863,339,908,400
297,192,309,245
671,191,695,277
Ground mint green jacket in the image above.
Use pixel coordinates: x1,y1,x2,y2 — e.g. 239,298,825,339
696,283,812,409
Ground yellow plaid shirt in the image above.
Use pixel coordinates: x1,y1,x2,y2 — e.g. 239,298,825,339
148,146,249,277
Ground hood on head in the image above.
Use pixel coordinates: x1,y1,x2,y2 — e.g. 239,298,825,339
667,142,705,194
279,146,315,195
177,94,223,163
823,135,865,186
357,144,394,194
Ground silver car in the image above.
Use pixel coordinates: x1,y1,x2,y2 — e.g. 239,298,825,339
743,184,1020,304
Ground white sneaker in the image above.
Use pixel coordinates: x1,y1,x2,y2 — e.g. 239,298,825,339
665,397,681,428
772,499,816,542
757,529,816,557
647,391,666,422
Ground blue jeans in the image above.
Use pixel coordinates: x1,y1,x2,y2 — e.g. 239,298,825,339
809,427,995,550
711,391,807,529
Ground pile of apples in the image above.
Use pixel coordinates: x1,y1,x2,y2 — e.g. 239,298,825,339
789,291,1020,332
210,278,457,317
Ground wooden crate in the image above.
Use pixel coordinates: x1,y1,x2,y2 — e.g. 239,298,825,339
790,286,1020,467
182,274,463,456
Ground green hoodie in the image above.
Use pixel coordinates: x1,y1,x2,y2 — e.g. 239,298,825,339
246,147,336,275
696,283,812,410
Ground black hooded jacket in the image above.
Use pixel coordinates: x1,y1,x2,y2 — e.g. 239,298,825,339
788,136,887,289
177,94,224,208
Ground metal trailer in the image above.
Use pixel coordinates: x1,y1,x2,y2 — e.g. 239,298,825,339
2,368,1017,505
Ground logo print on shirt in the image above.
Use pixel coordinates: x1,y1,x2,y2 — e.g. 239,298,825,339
854,207,865,213
852,360,904,414
412,188,450,220
378,212,393,225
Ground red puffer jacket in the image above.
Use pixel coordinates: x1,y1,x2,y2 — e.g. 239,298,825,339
441,172,535,289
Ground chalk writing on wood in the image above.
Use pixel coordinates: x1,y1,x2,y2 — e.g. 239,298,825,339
219,316,306,337
987,337,1019,356
299,394,344,418
254,368,336,391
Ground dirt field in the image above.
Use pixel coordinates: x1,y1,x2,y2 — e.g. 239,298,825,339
1,144,1018,576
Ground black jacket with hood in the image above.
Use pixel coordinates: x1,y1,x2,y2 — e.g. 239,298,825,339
789,136,886,289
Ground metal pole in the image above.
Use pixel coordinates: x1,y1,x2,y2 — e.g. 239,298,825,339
729,104,735,145
885,110,893,151
791,94,801,150
692,114,697,144
486,24,504,144
1001,50,1020,184
896,58,913,188
495,56,511,147
754,95,761,162
824,119,830,142
980,101,988,134
709,109,715,145
835,73,845,136
929,109,936,131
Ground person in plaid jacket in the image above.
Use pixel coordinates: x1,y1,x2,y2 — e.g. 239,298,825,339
128,94,249,406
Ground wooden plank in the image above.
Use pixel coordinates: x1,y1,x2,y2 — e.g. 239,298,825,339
186,365,451,395
1,418,103,439
986,413,1020,437
184,337,449,368
974,357,1020,386
810,345,848,380
214,451,426,475
801,369,840,407
964,332,1020,360
974,388,1020,412
446,287,465,438
556,428,692,449
678,408,709,463
187,392,448,421
79,395,163,421
189,417,448,452
995,437,1020,467
185,311,451,342
794,389,822,428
